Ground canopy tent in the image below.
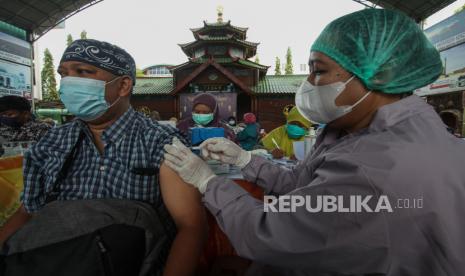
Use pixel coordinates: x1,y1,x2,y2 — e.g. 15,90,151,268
0,0,459,41
0,0,103,42
352,0,457,22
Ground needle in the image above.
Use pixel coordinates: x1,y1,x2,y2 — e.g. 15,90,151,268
272,138,281,150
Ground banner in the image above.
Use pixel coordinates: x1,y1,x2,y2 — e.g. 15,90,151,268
415,73,465,96
0,59,32,98
0,31,31,66
415,11,465,96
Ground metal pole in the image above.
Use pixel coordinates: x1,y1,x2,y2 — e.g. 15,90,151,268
29,32,35,111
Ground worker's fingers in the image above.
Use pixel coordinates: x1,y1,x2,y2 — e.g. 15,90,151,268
206,141,229,153
166,141,190,157
164,159,180,172
163,143,179,156
200,139,222,158
199,138,214,149
164,144,186,162
201,147,211,159
210,152,221,161
199,137,224,150
172,137,189,152
164,152,185,167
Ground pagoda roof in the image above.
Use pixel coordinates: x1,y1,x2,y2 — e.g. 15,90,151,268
197,34,234,40
178,36,259,49
192,57,269,70
170,57,269,72
236,59,270,71
190,20,248,35
178,36,259,58
170,58,254,95
133,74,307,95
167,61,194,71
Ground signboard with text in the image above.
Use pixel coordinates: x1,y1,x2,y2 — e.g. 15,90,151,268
0,30,32,99
0,32,31,66
0,59,32,98
415,10,465,97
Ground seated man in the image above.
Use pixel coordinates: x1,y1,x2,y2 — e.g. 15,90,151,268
0,96,51,156
0,39,206,276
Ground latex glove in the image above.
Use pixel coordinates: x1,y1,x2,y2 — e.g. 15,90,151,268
271,148,285,159
164,137,216,194
199,137,251,168
232,127,244,135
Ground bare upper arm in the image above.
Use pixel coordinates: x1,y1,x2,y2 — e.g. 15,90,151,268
159,162,207,228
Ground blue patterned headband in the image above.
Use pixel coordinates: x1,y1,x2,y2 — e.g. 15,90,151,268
60,39,136,85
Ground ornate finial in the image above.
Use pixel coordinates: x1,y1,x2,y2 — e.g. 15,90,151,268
217,6,224,23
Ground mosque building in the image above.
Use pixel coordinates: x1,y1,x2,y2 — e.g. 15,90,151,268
131,9,306,131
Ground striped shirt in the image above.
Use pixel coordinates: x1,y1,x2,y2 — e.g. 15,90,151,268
21,108,187,213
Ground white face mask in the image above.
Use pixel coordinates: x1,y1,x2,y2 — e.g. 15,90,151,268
295,76,371,124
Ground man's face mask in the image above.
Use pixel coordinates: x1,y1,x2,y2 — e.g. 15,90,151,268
59,76,121,121
0,115,22,128
286,124,307,139
295,75,371,124
192,113,214,126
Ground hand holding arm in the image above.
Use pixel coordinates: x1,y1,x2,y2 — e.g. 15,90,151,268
200,137,303,195
163,137,216,193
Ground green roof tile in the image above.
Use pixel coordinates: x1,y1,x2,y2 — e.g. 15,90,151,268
133,77,173,95
252,75,307,94
142,64,174,71
240,40,259,47
191,57,233,64
168,61,192,71
179,37,259,49
178,41,196,48
189,57,268,70
237,59,269,70
197,34,233,40
133,75,307,95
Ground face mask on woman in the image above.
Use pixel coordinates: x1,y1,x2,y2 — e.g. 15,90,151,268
286,124,307,139
295,76,371,124
192,113,214,126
